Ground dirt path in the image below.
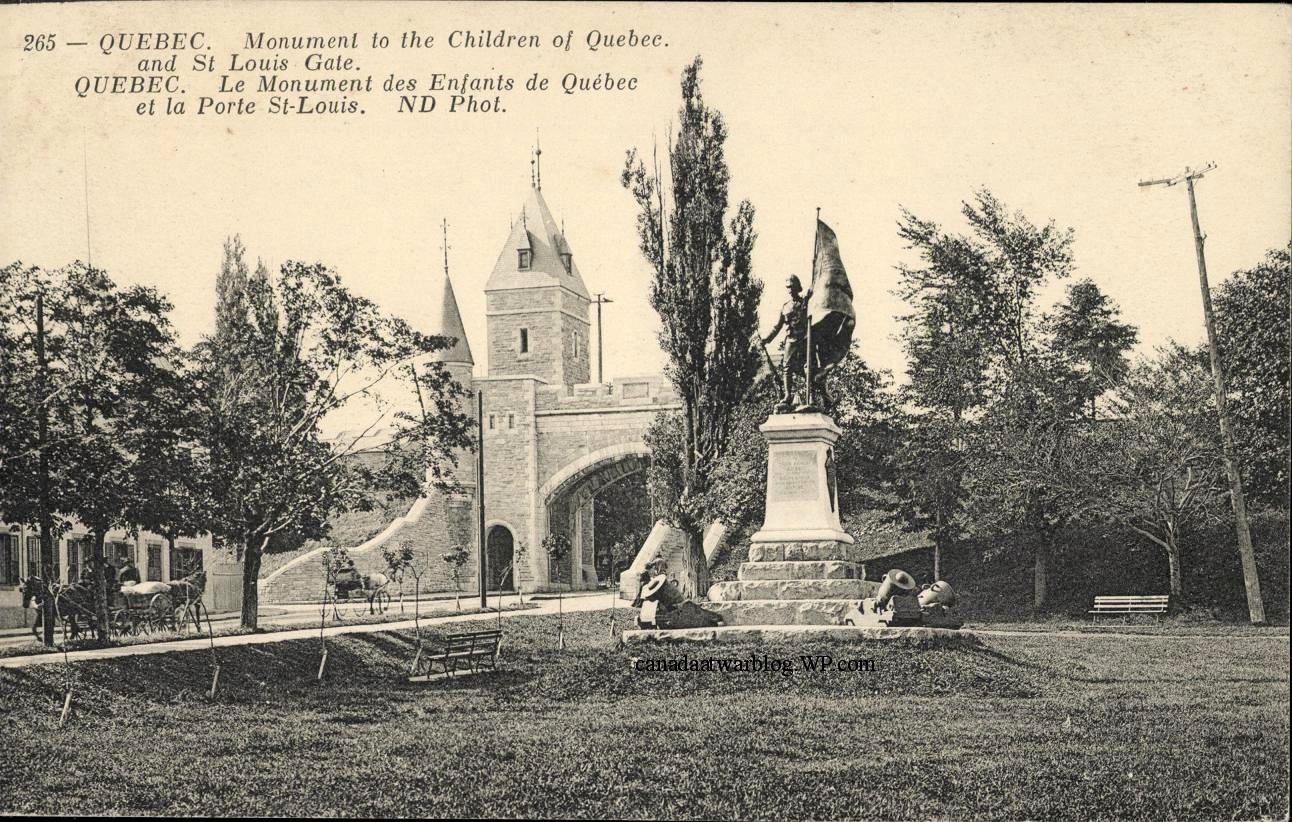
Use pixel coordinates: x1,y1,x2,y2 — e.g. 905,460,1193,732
1,600,1284,669
0,591,624,669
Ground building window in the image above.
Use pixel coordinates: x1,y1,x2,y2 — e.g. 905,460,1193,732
169,544,202,581
508,414,515,429
519,328,529,354
67,536,88,583
107,540,133,569
518,249,532,270
0,534,18,585
488,415,495,430
26,535,57,581
560,252,572,273
146,542,163,581
573,332,579,357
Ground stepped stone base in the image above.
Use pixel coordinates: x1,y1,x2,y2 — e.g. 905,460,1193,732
738,560,862,581
697,539,879,629
623,625,973,645
748,540,865,563
709,579,879,602
704,599,858,626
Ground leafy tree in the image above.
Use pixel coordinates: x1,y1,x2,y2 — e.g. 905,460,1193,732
543,532,572,645
593,471,652,585
1074,346,1228,599
386,541,430,667
826,351,901,518
1047,279,1138,419
622,56,761,598
440,544,470,611
28,263,187,635
961,360,1088,609
511,540,528,606
196,252,474,629
894,191,1075,605
1212,246,1291,507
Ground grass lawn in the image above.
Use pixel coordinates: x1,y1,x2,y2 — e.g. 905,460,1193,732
1,612,1287,819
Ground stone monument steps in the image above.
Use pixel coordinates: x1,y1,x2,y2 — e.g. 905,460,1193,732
705,599,861,626
749,540,864,564
737,560,861,581
708,578,879,603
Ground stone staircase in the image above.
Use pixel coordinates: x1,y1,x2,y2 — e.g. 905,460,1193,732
705,539,879,626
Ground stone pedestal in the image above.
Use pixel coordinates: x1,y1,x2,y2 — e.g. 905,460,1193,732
705,413,876,627
750,413,852,545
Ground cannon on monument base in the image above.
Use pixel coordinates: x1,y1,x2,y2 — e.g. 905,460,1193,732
844,569,963,630
633,573,725,630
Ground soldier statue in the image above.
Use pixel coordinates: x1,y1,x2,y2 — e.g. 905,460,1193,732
762,275,810,413
759,217,856,415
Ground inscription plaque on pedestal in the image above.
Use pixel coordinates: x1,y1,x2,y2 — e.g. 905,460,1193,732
771,450,819,502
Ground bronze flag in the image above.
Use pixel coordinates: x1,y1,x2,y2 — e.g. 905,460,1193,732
808,219,855,369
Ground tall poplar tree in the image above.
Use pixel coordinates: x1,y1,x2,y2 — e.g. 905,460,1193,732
622,56,761,597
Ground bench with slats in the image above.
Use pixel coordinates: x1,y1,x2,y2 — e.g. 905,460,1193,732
411,629,503,680
1089,595,1171,621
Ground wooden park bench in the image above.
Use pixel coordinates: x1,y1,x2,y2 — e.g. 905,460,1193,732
1089,595,1171,622
408,629,503,682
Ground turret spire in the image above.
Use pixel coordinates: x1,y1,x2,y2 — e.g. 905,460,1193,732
429,218,473,366
535,129,542,191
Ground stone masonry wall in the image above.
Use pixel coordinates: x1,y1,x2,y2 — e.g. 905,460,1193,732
260,490,478,604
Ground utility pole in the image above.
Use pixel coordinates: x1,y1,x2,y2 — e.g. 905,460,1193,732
476,390,488,610
592,292,613,384
35,290,56,645
1138,163,1266,624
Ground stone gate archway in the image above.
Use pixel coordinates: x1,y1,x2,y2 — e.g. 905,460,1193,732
539,443,651,588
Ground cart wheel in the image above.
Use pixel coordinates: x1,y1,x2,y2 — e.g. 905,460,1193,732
149,594,174,633
375,590,391,614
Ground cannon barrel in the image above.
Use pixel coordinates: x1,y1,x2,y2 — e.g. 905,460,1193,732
918,580,957,608
874,568,916,609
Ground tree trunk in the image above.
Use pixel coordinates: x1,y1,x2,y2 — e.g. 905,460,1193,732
683,526,709,601
91,530,111,638
1165,538,1184,603
1033,539,1049,613
241,537,264,630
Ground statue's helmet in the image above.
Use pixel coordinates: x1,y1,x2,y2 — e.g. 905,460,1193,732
786,274,802,292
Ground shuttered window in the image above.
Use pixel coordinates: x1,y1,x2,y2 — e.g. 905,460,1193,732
0,535,18,585
146,542,163,581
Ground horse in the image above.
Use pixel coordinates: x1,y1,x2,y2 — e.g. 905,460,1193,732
19,576,102,643
357,572,391,614
166,569,208,632
331,570,391,615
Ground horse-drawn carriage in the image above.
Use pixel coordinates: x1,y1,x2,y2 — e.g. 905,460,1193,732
20,569,209,643
327,562,391,615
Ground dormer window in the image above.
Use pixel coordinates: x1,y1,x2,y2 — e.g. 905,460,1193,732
518,249,532,270
559,252,572,273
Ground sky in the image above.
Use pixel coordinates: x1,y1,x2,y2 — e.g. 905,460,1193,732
2,3,1289,408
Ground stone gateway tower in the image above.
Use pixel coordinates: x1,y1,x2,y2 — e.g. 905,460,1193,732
261,174,678,603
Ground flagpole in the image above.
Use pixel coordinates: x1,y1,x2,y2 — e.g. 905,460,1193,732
803,207,821,409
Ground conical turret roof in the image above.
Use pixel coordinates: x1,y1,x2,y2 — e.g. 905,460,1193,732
486,187,590,300
428,271,473,366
